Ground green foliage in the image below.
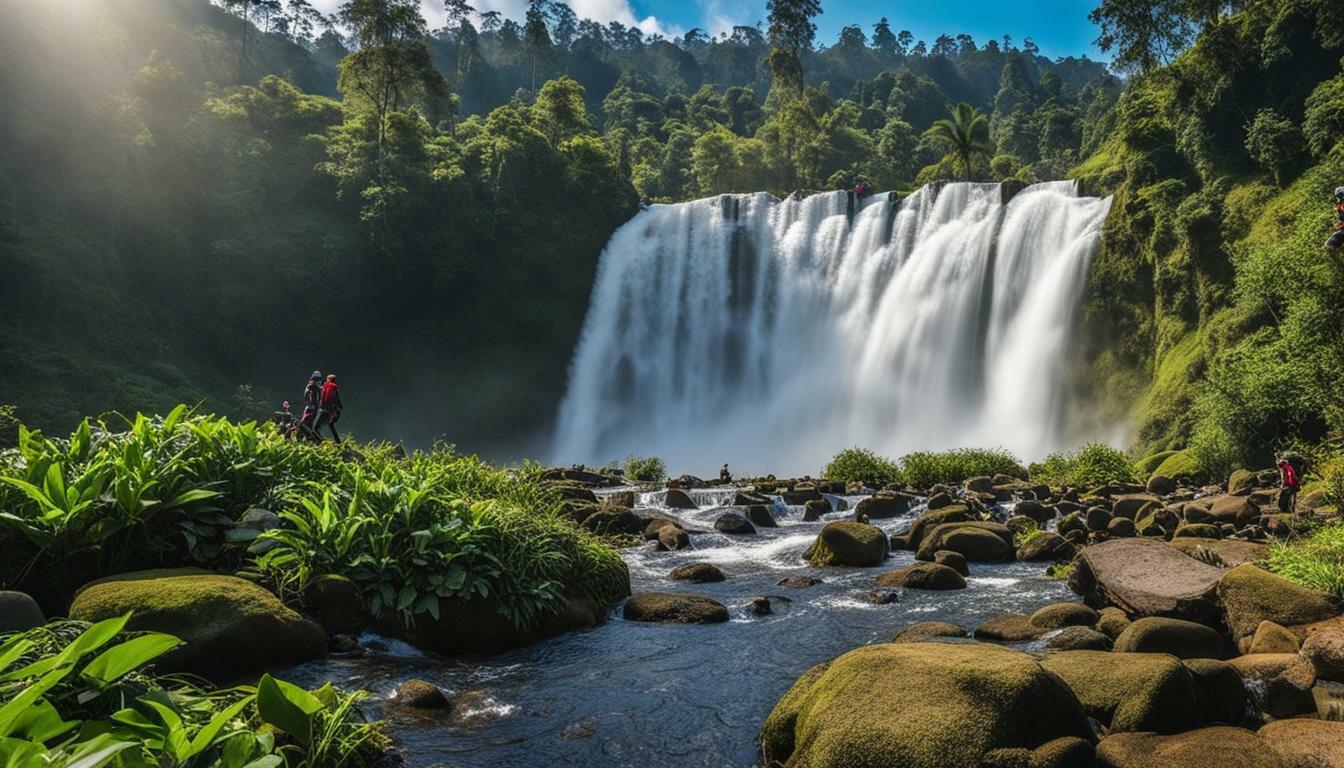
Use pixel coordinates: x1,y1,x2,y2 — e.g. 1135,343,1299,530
1267,522,1344,597
1308,452,1344,509
1013,521,1044,549
0,617,385,767
1244,108,1305,186
1304,71,1344,159
1153,450,1201,481
821,448,901,487
622,455,667,483
1029,442,1138,487
0,405,18,450
898,448,1027,490
925,102,992,180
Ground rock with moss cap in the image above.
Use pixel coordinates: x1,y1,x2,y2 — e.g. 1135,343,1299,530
1017,532,1076,562
668,563,726,583
1112,616,1229,659
1068,538,1223,624
69,568,326,682
1030,602,1099,630
1040,651,1201,733
1096,607,1131,639
1249,620,1301,654
975,613,1046,642
1046,626,1113,651
1258,719,1344,768
1168,538,1267,567
759,642,1094,768
1096,727,1286,768
855,491,916,520
805,521,888,567
891,621,967,643
915,522,1014,562
1181,658,1246,725
1218,564,1344,645
623,592,728,624
902,505,973,550
873,563,966,590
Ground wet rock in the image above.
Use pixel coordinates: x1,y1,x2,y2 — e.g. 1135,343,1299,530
1046,626,1113,651
745,504,778,528
1068,538,1223,624
1030,602,1100,630
1113,617,1228,659
606,490,637,508
891,621,967,643
713,512,756,535
643,517,683,539
781,485,823,505
974,613,1046,642
1096,727,1284,768
0,592,45,634
1218,564,1344,645
964,476,994,493
623,592,729,624
1302,627,1344,681
750,597,773,616
1249,620,1301,654
1183,658,1247,725
905,505,973,550
408,593,613,656
1112,494,1162,519
657,526,690,551
1017,532,1076,562
760,643,1094,768
916,522,1014,563
853,492,910,520
803,499,830,521
1014,500,1054,525
664,489,698,509
668,563,726,583
926,491,954,510
777,576,822,589
1107,517,1137,537
933,549,969,576
582,506,645,536
865,590,901,604
1041,651,1201,732
1059,511,1087,537
805,521,888,567
304,575,371,635
330,634,360,653
1227,654,1318,718
1258,719,1344,768
733,491,772,506
396,678,450,710
1199,494,1261,527
873,563,967,590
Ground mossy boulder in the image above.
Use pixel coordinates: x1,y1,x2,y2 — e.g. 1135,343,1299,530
713,511,756,535
1173,522,1221,539
622,592,728,624
1017,532,1076,562
1068,538,1223,624
915,522,1013,563
746,504,779,528
69,569,326,682
1301,626,1344,681
664,489,698,509
303,575,370,634
975,613,1046,642
903,505,973,550
1168,538,1267,568
394,678,449,709
891,621,967,643
1112,616,1229,659
1199,494,1260,527
1112,495,1161,519
1030,603,1099,630
1258,719,1344,768
1040,651,1201,733
760,643,1094,768
1152,451,1199,482
582,506,645,535
855,491,916,519
803,499,831,521
1095,727,1285,768
657,525,690,551
1249,620,1301,654
805,521,888,567
408,593,611,656
1217,564,1344,643
1182,658,1247,725
643,517,683,539
668,563,726,583
1046,626,1114,651
873,563,966,590
933,549,969,576
0,592,45,634
1096,607,1132,639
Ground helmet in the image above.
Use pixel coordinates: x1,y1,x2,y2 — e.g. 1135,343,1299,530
311,370,322,380
1335,186,1344,198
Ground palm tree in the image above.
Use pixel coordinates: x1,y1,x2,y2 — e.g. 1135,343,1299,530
927,102,992,181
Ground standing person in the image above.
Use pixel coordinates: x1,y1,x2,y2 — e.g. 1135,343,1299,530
1328,187,1344,250
1277,457,1300,513
317,373,343,442
299,371,322,441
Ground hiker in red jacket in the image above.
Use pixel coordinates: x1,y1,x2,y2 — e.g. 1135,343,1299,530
1277,457,1299,513
1328,187,1344,250
316,373,343,442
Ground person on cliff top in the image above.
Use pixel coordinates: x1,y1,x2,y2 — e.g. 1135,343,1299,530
315,373,343,442
1328,187,1344,250
1277,456,1299,513
720,464,732,484
298,371,322,440
854,181,872,199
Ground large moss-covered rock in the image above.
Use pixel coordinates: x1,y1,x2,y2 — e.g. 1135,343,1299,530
1096,727,1285,768
1302,626,1344,681
891,621,967,643
1181,658,1247,725
915,522,1014,562
1168,538,1267,567
0,592,45,634
855,492,916,519
873,563,966,590
1217,564,1344,643
805,521,888,567
1200,495,1261,527
1225,654,1318,718
1068,538,1223,623
975,613,1046,642
1029,602,1099,630
1040,651,1201,733
622,592,728,624
1258,719,1344,768
903,505,973,550
668,563,726,583
69,569,326,682
408,593,611,655
1017,533,1076,562
1112,616,1228,659
760,643,1094,768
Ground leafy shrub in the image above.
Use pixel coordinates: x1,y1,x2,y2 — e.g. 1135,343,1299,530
1312,453,1344,509
1267,523,1344,597
623,455,667,483
898,448,1026,490
1153,450,1200,481
822,447,901,487
0,615,386,767
0,404,17,449
1135,450,1178,475
1013,521,1043,549
1304,73,1344,159
1029,442,1137,487
1244,108,1305,186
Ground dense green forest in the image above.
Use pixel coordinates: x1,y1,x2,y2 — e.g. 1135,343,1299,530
0,0,1118,453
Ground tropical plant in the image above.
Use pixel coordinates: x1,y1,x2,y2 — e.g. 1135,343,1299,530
623,455,667,483
926,102,992,180
898,448,1026,490
1267,523,1344,598
1029,442,1138,487
822,448,901,487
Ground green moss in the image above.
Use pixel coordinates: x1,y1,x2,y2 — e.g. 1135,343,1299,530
1040,651,1201,733
761,643,1093,768
806,521,889,567
1153,450,1200,481
1218,563,1344,640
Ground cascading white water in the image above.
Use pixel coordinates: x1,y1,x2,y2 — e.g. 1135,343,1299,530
553,181,1112,476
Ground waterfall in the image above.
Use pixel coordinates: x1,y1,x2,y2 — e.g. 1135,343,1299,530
553,181,1113,476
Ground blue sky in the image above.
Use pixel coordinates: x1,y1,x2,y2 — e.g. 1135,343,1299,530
311,1,1107,61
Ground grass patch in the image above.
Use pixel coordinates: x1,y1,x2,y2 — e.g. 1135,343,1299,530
897,448,1027,490
1029,442,1138,487
1267,522,1344,597
1013,521,1044,550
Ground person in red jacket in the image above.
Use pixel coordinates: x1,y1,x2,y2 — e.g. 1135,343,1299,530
1277,457,1300,513
316,373,343,442
1328,187,1344,250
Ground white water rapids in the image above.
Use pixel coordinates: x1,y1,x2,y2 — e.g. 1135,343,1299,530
553,181,1113,476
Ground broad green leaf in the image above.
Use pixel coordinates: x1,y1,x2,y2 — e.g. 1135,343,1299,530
0,668,71,737
54,614,132,667
185,695,255,757
242,756,284,768
64,733,139,768
7,699,73,742
82,633,182,685
0,736,47,768
255,675,321,746
0,639,33,674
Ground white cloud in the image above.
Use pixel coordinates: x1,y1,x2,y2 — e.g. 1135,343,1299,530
310,0,678,39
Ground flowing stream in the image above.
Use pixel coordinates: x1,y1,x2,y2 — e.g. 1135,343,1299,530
285,491,1074,767
553,182,1112,476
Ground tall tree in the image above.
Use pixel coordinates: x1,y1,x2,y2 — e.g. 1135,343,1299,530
765,0,822,95
871,18,897,57
524,0,552,94
927,101,991,180
1089,0,1194,75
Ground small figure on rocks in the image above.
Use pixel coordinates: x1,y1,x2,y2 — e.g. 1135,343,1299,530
1277,456,1299,513
720,463,732,484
